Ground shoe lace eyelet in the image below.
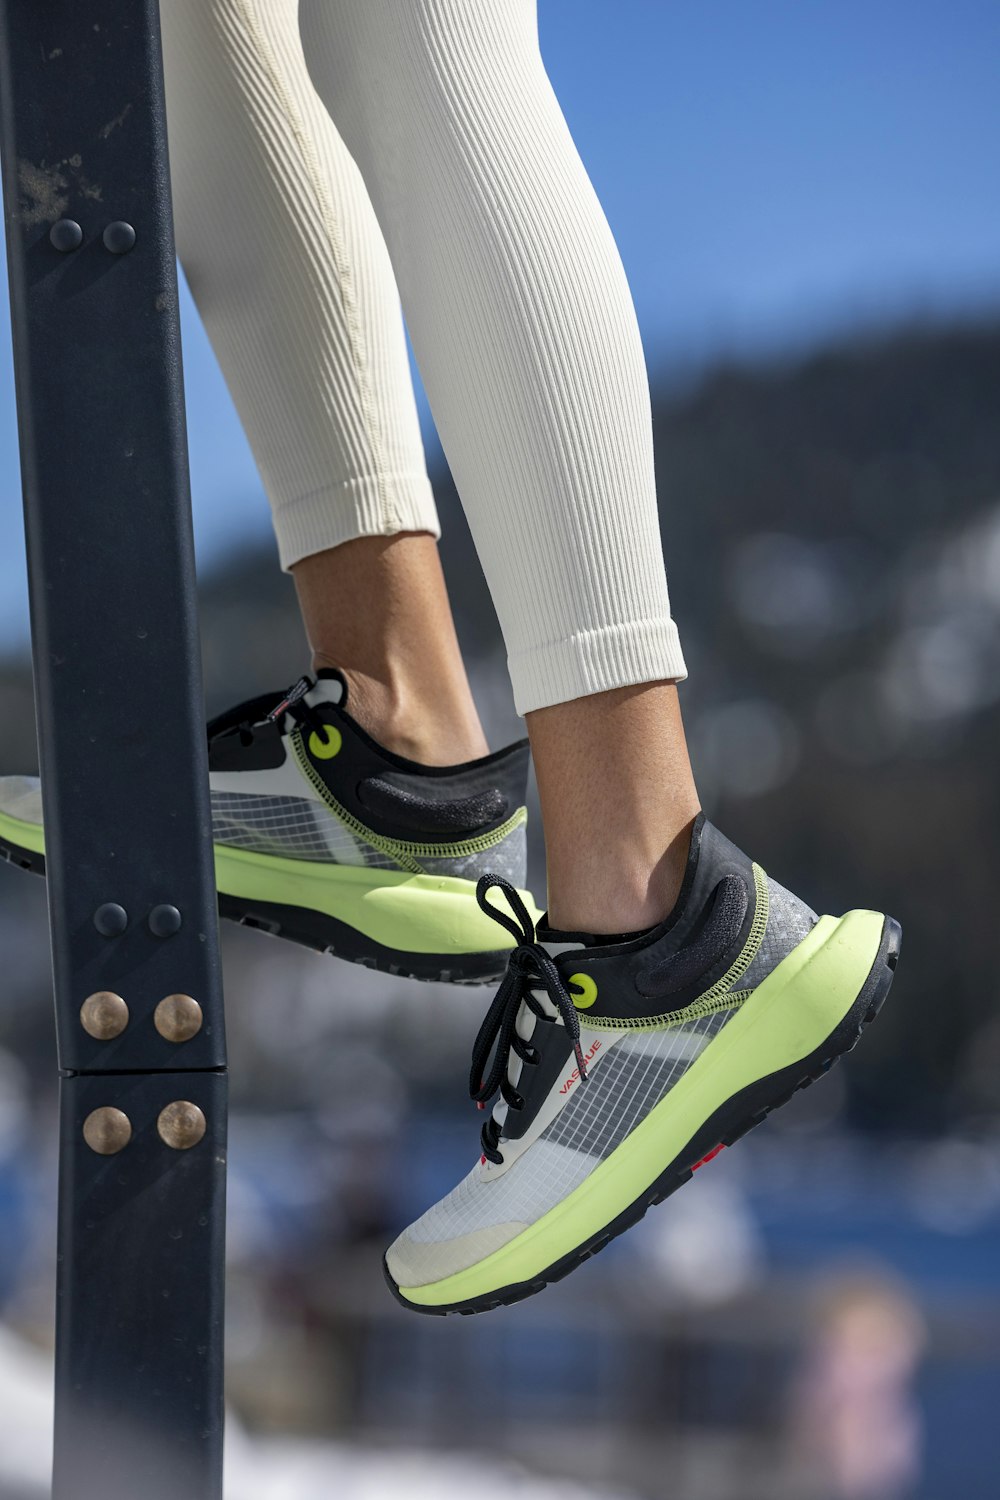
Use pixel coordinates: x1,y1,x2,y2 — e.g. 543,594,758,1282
308,724,342,760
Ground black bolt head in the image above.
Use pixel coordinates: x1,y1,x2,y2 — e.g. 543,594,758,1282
50,219,83,252
103,220,136,254
148,904,183,938
93,902,128,937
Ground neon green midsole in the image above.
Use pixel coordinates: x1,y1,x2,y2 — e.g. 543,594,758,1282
215,843,538,954
397,907,886,1305
0,806,538,957
0,808,44,859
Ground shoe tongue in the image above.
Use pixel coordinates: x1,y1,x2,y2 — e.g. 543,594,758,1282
537,923,650,957
538,936,585,960
305,668,347,709
529,935,590,1021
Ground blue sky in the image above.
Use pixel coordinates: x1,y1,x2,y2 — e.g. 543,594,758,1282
0,0,997,642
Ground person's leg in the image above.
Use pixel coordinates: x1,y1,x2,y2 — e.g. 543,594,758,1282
159,0,486,764
294,1,900,1319
299,0,696,927
527,684,699,932
0,0,538,985
293,536,487,763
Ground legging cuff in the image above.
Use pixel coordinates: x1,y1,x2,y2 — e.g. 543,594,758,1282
273,472,441,571
509,617,688,716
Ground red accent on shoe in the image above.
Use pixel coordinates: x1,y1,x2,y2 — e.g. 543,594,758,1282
691,1143,725,1172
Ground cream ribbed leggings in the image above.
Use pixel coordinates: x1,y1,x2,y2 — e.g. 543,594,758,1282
160,0,686,715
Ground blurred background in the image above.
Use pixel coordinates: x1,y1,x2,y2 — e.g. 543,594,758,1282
0,1,998,1496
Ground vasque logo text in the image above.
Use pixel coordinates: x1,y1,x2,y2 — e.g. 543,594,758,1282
559,1039,601,1093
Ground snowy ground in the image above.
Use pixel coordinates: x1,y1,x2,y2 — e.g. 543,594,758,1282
0,1324,629,1500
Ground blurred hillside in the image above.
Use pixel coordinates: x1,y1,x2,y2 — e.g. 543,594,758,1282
0,320,998,1134
2,320,1000,1497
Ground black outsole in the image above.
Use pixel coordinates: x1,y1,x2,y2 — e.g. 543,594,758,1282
0,834,507,988
384,913,902,1316
0,837,42,878
216,893,508,987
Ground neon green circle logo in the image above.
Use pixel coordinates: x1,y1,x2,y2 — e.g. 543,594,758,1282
308,724,342,760
568,972,598,1010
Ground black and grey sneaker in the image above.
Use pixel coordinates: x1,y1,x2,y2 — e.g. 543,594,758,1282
0,669,539,984
384,813,900,1312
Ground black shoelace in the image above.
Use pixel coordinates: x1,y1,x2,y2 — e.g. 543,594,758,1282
209,676,330,754
263,675,331,737
470,874,590,1166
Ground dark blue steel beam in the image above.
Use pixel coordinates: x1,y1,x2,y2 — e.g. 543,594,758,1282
0,2,227,1495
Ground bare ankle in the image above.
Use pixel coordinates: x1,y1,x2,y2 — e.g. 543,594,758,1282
294,535,489,767
528,680,700,934
545,818,696,934
320,658,490,766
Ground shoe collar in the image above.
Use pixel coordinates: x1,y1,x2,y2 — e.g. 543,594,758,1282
307,668,347,710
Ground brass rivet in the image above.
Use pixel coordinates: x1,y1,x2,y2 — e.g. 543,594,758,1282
80,991,129,1040
154,993,203,1043
157,1100,207,1151
83,1106,132,1155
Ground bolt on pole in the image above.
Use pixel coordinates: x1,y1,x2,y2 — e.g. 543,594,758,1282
0,3,228,1497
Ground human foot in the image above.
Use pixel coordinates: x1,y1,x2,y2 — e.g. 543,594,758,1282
0,669,539,985
384,815,900,1310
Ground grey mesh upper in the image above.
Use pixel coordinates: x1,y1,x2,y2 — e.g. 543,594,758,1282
737,877,818,992
209,788,527,882
388,867,821,1281
396,1010,735,1262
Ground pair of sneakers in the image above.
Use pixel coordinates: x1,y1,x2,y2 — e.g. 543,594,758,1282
0,671,900,1315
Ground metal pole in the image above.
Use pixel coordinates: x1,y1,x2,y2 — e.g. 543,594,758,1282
0,3,227,1496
